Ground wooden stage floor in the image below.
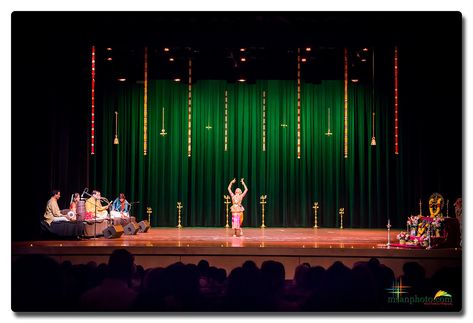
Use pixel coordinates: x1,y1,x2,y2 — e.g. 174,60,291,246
12,228,462,279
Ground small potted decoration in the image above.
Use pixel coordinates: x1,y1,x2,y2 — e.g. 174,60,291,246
407,215,419,236
397,232,409,244
418,235,429,247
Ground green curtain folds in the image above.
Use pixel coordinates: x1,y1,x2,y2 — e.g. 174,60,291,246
91,79,405,228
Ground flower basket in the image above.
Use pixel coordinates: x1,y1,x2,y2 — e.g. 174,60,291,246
397,231,409,243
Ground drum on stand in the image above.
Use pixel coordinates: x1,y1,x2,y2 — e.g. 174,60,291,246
77,200,86,221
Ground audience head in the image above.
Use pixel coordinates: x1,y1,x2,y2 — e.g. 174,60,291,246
108,249,136,281
12,255,63,311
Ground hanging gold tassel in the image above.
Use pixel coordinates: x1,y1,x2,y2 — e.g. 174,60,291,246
371,48,377,146
371,112,376,146
114,111,119,145
160,107,167,136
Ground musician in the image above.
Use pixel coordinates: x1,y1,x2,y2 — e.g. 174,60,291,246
67,193,80,220
110,193,132,225
42,190,84,238
44,190,74,225
85,190,110,220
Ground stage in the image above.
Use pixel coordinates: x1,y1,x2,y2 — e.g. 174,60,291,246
12,228,461,279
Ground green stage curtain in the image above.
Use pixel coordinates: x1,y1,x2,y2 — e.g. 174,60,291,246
91,79,405,228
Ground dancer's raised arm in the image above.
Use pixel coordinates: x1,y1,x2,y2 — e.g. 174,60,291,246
228,178,236,196
240,178,248,198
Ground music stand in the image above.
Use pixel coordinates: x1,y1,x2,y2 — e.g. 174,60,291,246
128,201,140,223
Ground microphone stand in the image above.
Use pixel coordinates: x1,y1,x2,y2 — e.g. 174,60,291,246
128,201,140,221
94,196,98,239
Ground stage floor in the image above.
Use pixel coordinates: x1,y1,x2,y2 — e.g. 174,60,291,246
12,228,462,278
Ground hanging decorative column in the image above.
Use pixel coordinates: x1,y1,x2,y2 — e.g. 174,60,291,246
344,48,348,159
188,58,192,157
224,90,228,151
114,111,119,144
91,45,95,155
297,48,301,159
160,107,167,136
325,107,333,136
262,90,266,152
371,48,377,146
394,46,399,155
144,46,148,156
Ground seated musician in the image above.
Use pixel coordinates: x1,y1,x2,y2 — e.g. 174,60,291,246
111,193,132,225
66,192,80,220
44,190,75,224
85,190,110,220
42,190,84,238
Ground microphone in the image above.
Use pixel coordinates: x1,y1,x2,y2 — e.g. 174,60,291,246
81,187,89,198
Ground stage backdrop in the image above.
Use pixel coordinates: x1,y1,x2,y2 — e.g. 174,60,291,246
91,79,404,228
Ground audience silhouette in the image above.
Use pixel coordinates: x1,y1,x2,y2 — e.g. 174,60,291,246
12,250,462,312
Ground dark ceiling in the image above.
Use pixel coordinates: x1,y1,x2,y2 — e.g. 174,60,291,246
12,11,461,83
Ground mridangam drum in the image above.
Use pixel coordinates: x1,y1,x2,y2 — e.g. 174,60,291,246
77,200,86,220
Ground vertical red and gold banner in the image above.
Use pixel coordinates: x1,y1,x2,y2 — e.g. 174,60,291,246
262,91,266,152
144,47,148,156
224,90,228,152
297,48,301,159
394,46,399,155
344,48,348,159
91,45,95,155
188,58,192,157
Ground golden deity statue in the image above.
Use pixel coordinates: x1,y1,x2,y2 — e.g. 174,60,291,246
428,192,444,218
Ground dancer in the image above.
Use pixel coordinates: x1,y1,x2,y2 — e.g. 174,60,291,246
228,178,248,237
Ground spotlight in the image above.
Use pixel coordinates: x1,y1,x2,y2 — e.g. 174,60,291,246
106,57,113,61
237,78,246,83
301,58,307,63
362,48,369,52
240,48,246,52
361,58,367,62
117,78,126,82
169,57,174,62
164,47,170,52
106,47,112,51
240,57,246,62
351,79,359,83
305,47,311,52
173,78,181,82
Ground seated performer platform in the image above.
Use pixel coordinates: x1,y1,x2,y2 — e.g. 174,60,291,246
83,219,109,238
40,220,85,240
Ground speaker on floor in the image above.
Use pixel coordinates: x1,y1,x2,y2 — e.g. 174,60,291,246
124,222,140,235
138,220,151,233
102,225,124,239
